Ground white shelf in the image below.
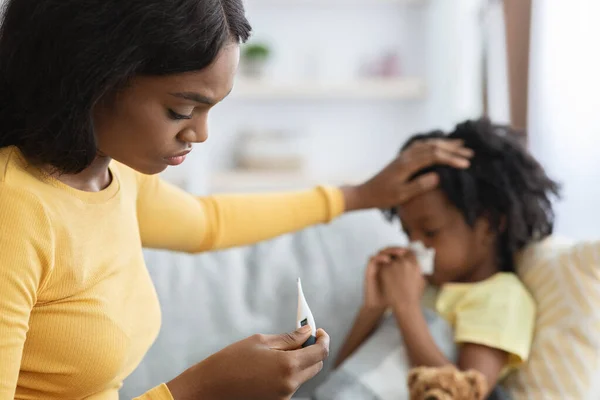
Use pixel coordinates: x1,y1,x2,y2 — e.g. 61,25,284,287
231,77,426,100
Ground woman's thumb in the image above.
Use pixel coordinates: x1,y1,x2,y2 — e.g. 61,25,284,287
270,325,312,351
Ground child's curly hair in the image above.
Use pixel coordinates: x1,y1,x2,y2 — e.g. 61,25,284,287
385,118,561,272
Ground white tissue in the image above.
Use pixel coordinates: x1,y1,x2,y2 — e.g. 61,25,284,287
408,241,436,275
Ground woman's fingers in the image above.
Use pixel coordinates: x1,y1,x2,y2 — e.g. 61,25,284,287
292,328,330,370
407,146,470,175
401,139,473,179
395,172,439,205
409,138,474,159
268,327,314,351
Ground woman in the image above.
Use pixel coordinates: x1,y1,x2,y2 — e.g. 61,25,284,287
0,0,473,399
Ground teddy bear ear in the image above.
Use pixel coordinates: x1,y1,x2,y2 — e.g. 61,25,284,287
464,370,488,400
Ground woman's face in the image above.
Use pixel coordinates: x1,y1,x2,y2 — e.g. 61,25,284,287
93,43,240,174
397,189,492,286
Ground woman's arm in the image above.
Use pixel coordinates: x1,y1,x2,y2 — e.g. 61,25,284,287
334,306,386,368
134,172,351,252
132,139,473,253
0,187,53,397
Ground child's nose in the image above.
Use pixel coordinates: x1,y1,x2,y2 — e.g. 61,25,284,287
409,234,434,250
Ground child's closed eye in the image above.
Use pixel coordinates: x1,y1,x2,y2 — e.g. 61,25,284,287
423,229,439,238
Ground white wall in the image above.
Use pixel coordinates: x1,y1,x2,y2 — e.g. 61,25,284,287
528,0,600,240
165,0,486,194
209,2,429,179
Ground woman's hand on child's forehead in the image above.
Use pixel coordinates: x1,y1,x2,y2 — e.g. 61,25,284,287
350,139,474,210
402,139,474,170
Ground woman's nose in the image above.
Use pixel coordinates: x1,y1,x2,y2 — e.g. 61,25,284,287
179,120,208,144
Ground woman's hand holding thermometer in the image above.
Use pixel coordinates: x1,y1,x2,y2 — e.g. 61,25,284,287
167,325,330,400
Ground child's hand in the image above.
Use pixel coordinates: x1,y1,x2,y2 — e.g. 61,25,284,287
379,250,426,313
363,247,405,310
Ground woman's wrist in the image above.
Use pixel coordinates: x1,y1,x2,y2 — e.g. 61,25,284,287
340,184,373,212
166,361,215,400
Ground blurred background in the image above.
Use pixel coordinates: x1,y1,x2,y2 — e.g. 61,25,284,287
161,0,600,240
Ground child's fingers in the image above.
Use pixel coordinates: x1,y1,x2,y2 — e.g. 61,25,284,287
366,257,380,279
397,253,423,277
373,254,391,265
404,250,419,266
377,247,408,260
368,252,393,268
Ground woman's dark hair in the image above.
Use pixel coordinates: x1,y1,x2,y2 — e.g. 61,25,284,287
386,118,561,272
0,0,251,173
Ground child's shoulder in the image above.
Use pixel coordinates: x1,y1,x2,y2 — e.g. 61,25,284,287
463,273,533,304
437,273,535,317
478,272,528,291
440,272,526,295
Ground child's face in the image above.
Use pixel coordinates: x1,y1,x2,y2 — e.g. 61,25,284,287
397,189,493,286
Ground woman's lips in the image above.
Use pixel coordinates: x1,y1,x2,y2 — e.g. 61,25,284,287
165,150,191,166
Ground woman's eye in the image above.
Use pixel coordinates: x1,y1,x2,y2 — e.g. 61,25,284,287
167,109,193,120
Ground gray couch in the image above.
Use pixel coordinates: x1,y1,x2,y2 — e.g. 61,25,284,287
121,210,402,398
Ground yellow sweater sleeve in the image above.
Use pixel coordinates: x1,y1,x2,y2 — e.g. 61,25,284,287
132,383,174,400
136,174,345,253
0,187,54,397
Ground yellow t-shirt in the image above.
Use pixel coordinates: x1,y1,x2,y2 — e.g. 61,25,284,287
0,146,345,400
435,273,536,372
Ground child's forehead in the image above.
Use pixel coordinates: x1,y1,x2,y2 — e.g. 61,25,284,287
397,189,455,223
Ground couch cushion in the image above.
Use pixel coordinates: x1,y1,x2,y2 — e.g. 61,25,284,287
504,238,600,399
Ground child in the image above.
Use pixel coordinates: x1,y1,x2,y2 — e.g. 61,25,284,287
314,118,560,400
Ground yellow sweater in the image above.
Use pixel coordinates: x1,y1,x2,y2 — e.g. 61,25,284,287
0,146,345,400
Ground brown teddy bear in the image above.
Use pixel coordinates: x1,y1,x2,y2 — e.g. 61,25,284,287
407,365,488,400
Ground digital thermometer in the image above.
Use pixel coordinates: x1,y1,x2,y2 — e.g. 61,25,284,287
296,278,317,347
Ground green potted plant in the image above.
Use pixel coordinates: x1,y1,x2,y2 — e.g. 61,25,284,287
241,42,271,78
